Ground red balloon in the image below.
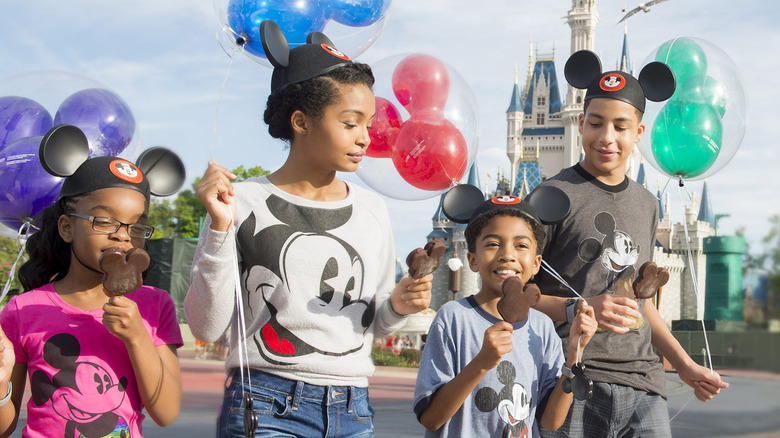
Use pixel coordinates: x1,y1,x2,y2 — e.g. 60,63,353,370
367,96,402,158
391,54,450,115
392,115,467,191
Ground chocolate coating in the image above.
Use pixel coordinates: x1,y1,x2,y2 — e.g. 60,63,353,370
498,277,541,323
406,239,446,279
99,247,150,296
632,261,669,299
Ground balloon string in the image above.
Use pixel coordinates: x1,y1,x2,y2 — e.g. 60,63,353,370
0,221,33,303
541,260,587,303
210,46,238,158
669,393,696,423
229,207,253,397
666,182,714,424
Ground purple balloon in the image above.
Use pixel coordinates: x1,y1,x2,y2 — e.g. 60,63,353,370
0,96,53,153
0,136,63,230
54,88,135,157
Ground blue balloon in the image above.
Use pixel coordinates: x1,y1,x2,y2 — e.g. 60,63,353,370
54,88,135,157
322,0,391,27
0,96,52,154
226,0,326,61
0,136,63,230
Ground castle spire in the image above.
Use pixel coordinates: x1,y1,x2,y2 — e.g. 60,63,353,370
657,178,665,220
619,19,632,74
698,180,716,226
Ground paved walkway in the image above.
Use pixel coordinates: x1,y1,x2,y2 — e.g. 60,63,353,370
7,350,780,437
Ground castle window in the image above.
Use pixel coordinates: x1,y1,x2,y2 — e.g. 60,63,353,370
536,113,545,125
576,96,582,104
537,96,546,107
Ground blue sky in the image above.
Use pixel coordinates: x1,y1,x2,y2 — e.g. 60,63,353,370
1,0,778,263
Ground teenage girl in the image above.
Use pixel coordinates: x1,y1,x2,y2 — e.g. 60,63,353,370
184,21,433,437
0,133,185,437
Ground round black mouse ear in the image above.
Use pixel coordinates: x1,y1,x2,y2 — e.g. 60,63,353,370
306,31,335,47
525,185,571,225
135,147,186,197
260,20,290,68
38,124,89,177
639,61,676,102
442,184,485,224
564,50,602,89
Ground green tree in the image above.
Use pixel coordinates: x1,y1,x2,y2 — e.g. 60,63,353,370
0,236,25,299
147,165,270,238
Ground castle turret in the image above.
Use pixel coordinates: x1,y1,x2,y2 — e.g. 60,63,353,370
506,67,524,192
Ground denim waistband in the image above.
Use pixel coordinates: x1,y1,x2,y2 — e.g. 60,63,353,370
228,368,367,403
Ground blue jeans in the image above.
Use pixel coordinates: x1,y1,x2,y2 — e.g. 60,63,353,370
216,368,375,437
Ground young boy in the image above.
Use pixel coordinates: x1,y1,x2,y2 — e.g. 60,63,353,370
532,50,729,437
413,194,598,437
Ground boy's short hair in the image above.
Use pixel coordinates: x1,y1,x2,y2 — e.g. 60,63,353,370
464,208,546,255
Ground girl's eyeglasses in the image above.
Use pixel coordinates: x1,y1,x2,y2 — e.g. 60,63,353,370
68,214,155,239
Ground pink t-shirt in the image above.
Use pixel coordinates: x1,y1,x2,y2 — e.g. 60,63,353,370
0,283,183,438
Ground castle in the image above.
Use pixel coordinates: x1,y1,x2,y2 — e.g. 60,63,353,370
422,0,719,329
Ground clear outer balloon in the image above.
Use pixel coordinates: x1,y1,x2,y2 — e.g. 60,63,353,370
0,70,142,232
54,88,136,157
0,70,142,161
392,54,450,115
323,0,391,27
356,53,479,200
0,96,52,153
392,113,468,191
366,96,402,158
639,37,747,181
214,0,392,66
0,136,64,230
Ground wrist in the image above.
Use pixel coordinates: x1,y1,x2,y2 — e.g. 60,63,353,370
565,298,581,323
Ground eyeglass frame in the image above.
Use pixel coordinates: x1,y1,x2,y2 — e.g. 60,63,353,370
68,214,155,239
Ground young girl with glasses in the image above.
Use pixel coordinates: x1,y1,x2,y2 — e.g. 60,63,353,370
0,143,185,437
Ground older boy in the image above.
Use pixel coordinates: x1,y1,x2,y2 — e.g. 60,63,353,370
414,194,598,437
532,50,728,437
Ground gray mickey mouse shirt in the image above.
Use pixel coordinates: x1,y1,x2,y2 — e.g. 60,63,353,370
414,297,563,438
533,164,665,397
184,176,406,387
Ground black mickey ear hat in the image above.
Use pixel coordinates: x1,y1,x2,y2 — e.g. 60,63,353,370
39,124,186,200
441,184,571,227
260,20,353,93
564,50,676,113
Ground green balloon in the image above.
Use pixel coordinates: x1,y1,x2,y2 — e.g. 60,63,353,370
651,100,723,178
655,38,708,94
678,75,728,118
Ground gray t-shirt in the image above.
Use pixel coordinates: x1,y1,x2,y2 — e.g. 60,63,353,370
414,296,564,437
533,164,665,397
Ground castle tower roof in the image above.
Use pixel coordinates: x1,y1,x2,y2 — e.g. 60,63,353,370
698,180,715,226
636,157,646,188
507,65,524,113
512,141,542,196
466,161,481,188
619,21,633,75
657,179,665,220
523,56,562,114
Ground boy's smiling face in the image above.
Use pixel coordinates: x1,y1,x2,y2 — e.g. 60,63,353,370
467,214,542,298
579,97,645,185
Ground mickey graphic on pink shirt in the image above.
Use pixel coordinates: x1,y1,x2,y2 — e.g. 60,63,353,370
30,333,130,438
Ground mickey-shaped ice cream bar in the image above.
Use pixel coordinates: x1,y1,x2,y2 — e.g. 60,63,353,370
406,240,446,279
99,248,151,297
498,276,541,323
564,49,676,113
632,261,670,300
259,19,353,93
